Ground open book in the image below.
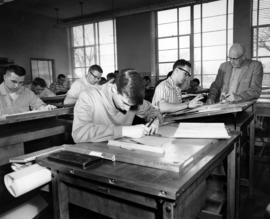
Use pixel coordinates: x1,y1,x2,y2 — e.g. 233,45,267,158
173,123,230,139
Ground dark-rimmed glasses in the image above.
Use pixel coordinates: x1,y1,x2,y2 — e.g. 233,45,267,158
177,67,191,77
89,71,101,80
228,54,243,61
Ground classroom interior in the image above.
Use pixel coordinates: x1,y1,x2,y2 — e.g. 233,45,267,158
0,0,270,218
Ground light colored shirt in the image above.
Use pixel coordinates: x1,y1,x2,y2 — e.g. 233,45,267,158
38,87,56,98
0,83,46,116
227,67,242,96
152,77,182,108
72,83,160,143
64,76,99,105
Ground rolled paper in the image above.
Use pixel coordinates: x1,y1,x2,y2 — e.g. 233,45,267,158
4,164,51,197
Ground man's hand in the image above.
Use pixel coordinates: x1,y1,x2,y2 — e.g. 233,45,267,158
146,118,159,135
188,94,204,108
122,124,150,139
39,105,57,111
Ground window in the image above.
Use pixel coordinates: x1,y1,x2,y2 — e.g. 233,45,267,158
252,0,270,87
71,19,117,78
30,58,54,86
157,0,234,88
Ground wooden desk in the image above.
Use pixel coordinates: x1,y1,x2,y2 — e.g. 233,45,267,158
41,95,66,107
37,134,240,219
0,107,73,165
165,101,255,196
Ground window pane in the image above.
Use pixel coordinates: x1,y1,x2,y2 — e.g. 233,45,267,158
99,20,114,44
158,9,177,24
159,50,178,62
179,48,190,60
194,33,201,47
158,37,178,50
85,47,95,66
203,15,226,32
179,20,191,35
84,24,94,45
254,27,270,56
74,68,86,78
203,46,227,60
179,7,190,21
158,23,177,37
74,48,85,67
259,0,270,25
159,63,173,76
194,18,201,34
203,31,227,46
259,57,270,73
194,47,201,61
202,0,226,17
73,26,84,47
179,36,190,49
203,60,222,75
194,61,202,75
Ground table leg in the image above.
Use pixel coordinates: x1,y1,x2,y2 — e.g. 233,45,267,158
249,118,255,196
52,171,69,219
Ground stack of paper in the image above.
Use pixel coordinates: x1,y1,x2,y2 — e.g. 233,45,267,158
173,123,230,139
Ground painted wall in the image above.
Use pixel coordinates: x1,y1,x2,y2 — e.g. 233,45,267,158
234,0,252,58
116,12,152,74
0,9,69,83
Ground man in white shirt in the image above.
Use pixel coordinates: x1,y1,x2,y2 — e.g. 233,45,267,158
64,64,103,105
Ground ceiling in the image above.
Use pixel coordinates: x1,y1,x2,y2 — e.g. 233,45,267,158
1,0,170,20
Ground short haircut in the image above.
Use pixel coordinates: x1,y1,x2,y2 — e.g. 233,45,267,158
89,64,103,73
32,77,47,88
172,59,191,70
6,65,26,76
192,78,200,85
107,72,116,80
115,69,145,106
57,74,66,79
143,76,151,81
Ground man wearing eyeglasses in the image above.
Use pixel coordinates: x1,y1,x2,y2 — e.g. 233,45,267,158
207,43,263,104
64,64,103,105
152,59,203,113
72,69,162,143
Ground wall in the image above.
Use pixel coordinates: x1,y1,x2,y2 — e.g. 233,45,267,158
0,9,69,82
116,12,153,74
234,0,252,58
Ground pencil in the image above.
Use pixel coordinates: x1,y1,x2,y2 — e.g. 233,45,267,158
147,117,156,127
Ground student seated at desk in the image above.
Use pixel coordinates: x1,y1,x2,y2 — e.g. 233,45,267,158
64,64,103,105
152,59,203,113
207,43,263,104
0,65,56,115
186,78,203,93
49,74,70,95
72,69,162,143
30,77,56,98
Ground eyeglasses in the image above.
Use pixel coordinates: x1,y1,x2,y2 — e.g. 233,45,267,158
177,67,191,77
228,54,243,61
89,71,101,80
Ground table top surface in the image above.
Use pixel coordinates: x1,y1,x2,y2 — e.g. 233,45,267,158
0,106,73,125
38,133,239,200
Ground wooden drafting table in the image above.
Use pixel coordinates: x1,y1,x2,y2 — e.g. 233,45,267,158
0,106,73,165
164,101,255,196
256,88,270,117
37,131,240,219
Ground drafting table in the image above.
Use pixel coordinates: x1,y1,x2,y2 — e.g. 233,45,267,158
0,106,73,166
165,101,255,196
37,132,240,219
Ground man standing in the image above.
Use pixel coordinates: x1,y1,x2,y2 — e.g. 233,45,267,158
72,69,162,143
0,65,55,115
64,64,103,105
152,59,203,113
207,43,263,104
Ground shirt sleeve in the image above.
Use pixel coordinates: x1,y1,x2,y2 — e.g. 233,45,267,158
72,91,122,143
136,100,163,123
27,89,46,110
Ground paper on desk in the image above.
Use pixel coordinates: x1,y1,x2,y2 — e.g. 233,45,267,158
4,164,51,197
173,123,230,139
